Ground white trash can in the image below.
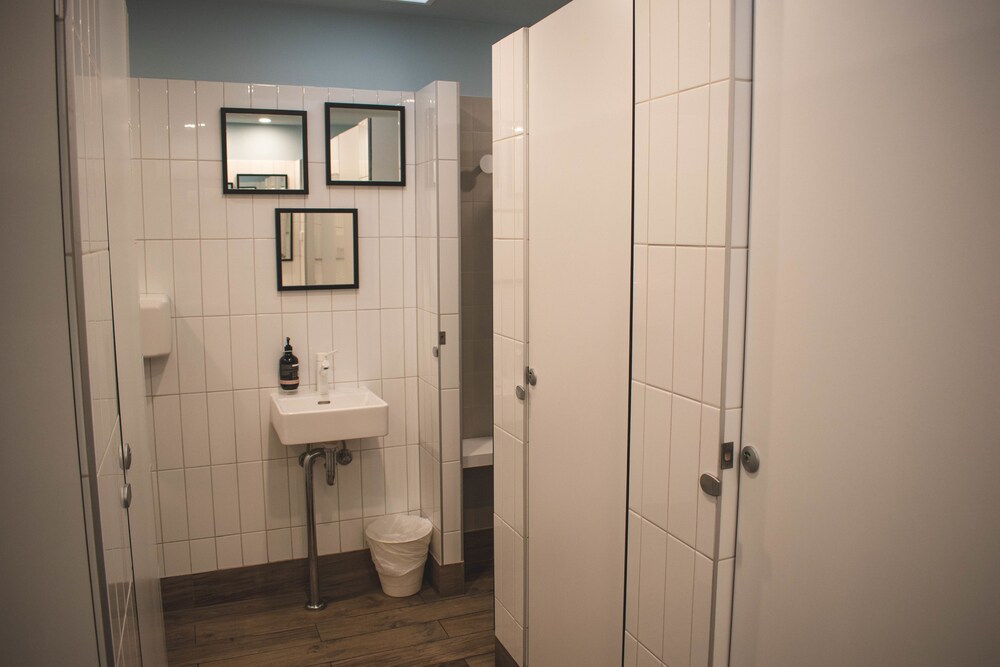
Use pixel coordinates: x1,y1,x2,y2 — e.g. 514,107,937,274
365,515,433,597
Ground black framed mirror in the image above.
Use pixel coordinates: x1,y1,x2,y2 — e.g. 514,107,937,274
275,208,359,291
325,103,405,186
222,108,308,195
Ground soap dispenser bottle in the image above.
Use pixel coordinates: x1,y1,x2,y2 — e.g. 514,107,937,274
279,337,299,391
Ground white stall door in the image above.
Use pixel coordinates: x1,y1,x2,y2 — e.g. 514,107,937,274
526,0,633,664
732,2,1000,665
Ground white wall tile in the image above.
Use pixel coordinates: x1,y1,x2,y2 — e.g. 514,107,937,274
170,160,200,238
648,96,678,245
634,103,650,245
227,240,255,315
167,79,197,160
139,79,169,159
734,0,753,80
731,83,751,249
626,511,643,635
641,386,672,529
662,536,696,666
707,82,731,247
180,393,210,468
650,0,679,98
633,246,649,383
250,83,277,109
152,394,183,470
679,0,711,90
206,392,236,464
190,538,218,574
263,459,291,530
162,541,191,577
357,310,382,381
673,248,706,399
196,81,223,162
204,318,234,394
211,463,241,537
646,247,676,390
237,461,266,533
317,522,341,556
254,239,281,314
380,309,405,380
637,519,667,658
233,389,261,462
442,461,461,534
676,87,710,246
383,445,408,515
241,531,267,566
360,449,386,517
636,0,651,103
172,241,203,317
216,534,242,569
157,469,188,542
198,161,226,239
338,442,363,521
141,160,172,239
184,467,215,539
223,82,250,107
379,238,404,309
629,382,647,512
200,240,230,316
230,315,260,390
702,248,726,407
256,314,283,388
332,311,358,383
668,395,701,545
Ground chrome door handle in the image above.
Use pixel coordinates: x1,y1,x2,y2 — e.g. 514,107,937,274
432,346,439,358
121,483,132,509
120,442,132,471
515,386,525,400
741,445,761,473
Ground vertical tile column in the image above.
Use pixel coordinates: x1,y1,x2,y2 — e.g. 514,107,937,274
626,1,753,666
415,81,463,567
492,28,528,667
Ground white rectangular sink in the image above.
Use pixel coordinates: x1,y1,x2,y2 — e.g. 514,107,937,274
270,388,389,446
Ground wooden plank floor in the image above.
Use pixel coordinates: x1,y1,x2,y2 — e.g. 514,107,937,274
164,561,494,666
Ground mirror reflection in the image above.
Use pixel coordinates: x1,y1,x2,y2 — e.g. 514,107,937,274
276,209,358,290
222,108,308,194
326,103,405,186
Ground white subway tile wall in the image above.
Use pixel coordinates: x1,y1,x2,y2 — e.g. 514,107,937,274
492,27,528,667
627,2,752,667
135,79,433,576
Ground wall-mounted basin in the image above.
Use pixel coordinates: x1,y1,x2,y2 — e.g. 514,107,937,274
270,388,388,446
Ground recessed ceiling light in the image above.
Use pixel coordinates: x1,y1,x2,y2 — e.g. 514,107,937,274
385,0,435,5
258,117,272,123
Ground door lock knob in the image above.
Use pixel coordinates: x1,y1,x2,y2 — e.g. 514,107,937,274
741,445,761,473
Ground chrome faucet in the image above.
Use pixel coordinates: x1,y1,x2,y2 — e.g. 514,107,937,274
316,350,336,397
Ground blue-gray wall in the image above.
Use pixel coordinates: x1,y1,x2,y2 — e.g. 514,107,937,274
127,0,515,96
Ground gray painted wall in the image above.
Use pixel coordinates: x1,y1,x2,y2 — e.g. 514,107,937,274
0,1,101,663
127,0,516,97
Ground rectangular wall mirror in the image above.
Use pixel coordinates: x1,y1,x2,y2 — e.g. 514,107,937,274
325,103,405,186
275,208,359,290
222,108,308,194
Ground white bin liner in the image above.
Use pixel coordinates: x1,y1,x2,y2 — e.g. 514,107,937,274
366,515,433,577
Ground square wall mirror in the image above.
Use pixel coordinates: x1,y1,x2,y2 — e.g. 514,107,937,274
326,103,405,186
276,208,359,291
222,108,308,194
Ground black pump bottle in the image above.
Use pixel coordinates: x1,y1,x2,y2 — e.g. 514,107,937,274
279,337,299,391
